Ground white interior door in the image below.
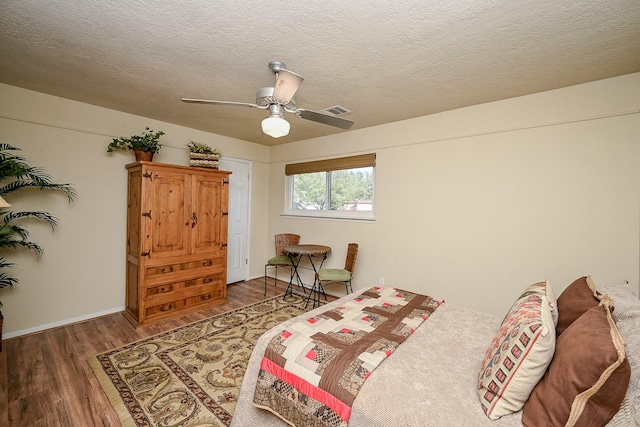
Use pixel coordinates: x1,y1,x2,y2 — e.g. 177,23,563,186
220,157,250,284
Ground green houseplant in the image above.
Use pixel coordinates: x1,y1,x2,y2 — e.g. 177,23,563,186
186,141,222,169
107,127,164,161
0,144,76,349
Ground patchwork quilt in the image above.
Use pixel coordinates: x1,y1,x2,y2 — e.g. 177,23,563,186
253,286,443,427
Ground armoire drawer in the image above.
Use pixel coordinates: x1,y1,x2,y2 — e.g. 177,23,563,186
145,256,224,279
144,274,225,299
144,288,225,320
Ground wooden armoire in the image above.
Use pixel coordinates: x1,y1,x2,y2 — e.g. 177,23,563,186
123,161,231,326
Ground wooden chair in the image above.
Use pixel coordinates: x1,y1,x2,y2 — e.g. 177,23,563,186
264,233,300,296
316,243,358,294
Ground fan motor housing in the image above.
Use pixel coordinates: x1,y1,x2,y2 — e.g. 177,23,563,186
255,87,296,109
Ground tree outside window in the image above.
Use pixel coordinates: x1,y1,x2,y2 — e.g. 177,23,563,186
290,167,374,217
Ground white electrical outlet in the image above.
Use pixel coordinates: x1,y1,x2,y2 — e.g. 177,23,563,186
379,277,385,285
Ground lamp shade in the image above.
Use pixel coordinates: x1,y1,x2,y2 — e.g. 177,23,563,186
261,116,290,138
0,195,10,208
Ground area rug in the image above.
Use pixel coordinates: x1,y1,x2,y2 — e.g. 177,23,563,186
89,293,313,427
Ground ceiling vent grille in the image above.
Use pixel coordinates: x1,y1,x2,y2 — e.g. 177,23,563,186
319,105,351,116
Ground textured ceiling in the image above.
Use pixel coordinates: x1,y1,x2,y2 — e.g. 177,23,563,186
1,1,639,146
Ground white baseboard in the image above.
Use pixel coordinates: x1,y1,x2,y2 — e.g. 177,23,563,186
3,306,126,340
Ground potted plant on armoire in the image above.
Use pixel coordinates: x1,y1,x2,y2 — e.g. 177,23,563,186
107,127,164,161
0,144,76,350
186,141,222,169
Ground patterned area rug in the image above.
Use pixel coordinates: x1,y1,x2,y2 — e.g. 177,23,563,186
89,293,312,427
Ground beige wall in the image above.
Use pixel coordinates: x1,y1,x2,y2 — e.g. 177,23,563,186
0,72,638,336
269,73,640,316
0,83,270,336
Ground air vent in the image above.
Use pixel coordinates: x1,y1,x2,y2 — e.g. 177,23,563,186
319,105,351,116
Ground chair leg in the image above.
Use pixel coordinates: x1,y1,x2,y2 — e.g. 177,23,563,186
345,279,353,294
264,265,280,296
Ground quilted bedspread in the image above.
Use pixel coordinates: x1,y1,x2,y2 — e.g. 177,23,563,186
252,286,443,427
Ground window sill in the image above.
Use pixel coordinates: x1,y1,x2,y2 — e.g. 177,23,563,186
281,212,376,222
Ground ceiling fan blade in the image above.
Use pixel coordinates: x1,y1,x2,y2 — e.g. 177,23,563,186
181,98,266,109
273,69,304,103
295,109,355,130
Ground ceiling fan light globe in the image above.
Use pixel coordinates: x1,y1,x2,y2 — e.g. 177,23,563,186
261,116,290,138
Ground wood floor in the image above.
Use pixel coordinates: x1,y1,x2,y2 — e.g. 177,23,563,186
0,278,329,427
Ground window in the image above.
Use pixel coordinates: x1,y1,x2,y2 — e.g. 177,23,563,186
285,154,375,220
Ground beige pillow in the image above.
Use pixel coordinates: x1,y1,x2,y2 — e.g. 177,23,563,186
478,280,556,420
523,295,630,427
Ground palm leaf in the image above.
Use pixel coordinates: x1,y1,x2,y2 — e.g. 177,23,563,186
0,239,44,257
0,144,21,152
0,144,76,201
0,220,44,256
0,181,77,201
0,143,76,307
2,210,59,229
0,257,18,292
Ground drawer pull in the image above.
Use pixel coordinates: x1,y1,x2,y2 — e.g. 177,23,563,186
161,266,174,274
160,285,173,293
161,303,173,312
200,294,212,301
203,277,213,284
202,260,213,267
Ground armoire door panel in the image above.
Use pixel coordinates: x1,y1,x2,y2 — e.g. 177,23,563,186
192,174,226,254
148,170,191,259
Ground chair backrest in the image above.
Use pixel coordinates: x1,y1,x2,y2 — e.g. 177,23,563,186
344,243,358,274
274,233,300,256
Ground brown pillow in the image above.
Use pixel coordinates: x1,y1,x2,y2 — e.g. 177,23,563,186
556,276,601,335
523,296,630,427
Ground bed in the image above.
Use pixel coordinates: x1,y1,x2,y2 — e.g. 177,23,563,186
231,278,640,427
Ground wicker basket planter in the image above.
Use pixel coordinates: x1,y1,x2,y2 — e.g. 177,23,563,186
189,153,220,169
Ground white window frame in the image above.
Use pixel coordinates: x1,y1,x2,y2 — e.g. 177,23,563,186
283,154,376,221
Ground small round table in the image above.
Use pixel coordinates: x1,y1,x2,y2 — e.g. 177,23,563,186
283,244,332,308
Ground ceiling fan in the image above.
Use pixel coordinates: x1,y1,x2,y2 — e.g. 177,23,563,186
181,61,354,138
